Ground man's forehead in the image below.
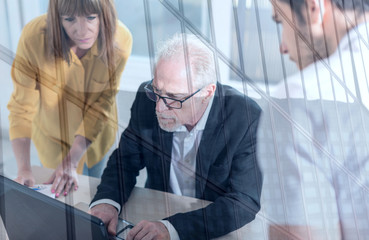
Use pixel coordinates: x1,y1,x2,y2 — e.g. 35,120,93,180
270,0,292,22
153,78,194,97
269,0,286,5
272,6,280,22
269,0,279,19
269,0,279,6
154,59,194,91
153,77,194,94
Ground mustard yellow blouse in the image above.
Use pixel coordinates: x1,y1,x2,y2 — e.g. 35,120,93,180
7,15,132,172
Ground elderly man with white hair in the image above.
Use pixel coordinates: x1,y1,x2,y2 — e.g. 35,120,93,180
90,33,262,240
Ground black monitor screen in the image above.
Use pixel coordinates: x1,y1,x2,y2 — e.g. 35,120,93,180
0,175,109,240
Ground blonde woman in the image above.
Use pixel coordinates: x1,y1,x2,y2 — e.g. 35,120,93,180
8,0,132,197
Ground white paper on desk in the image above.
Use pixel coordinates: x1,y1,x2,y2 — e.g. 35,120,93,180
29,184,55,198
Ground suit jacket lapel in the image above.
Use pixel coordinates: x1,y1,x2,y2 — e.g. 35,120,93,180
195,124,223,198
195,83,224,198
153,124,173,192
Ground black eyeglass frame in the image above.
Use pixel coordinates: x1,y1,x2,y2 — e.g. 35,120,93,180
144,79,203,109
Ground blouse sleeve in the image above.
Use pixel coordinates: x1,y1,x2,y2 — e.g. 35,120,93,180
8,26,40,140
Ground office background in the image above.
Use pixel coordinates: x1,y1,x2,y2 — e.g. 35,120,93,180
0,0,297,181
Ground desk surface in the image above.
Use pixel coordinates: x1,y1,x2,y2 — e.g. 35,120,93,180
31,166,213,223
2,166,264,240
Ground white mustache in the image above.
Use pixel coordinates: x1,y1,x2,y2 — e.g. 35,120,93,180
156,112,175,119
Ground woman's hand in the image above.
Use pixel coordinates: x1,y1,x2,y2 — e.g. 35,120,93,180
45,161,79,197
12,138,35,186
45,135,91,197
14,168,35,187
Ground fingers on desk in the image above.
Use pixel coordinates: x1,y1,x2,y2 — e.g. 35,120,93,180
127,220,168,240
15,170,35,187
46,172,79,197
63,177,77,195
14,176,34,187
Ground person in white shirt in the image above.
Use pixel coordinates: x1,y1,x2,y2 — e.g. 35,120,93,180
90,33,262,240
258,0,369,239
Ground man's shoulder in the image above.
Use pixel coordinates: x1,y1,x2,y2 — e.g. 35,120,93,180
217,83,261,114
130,81,156,122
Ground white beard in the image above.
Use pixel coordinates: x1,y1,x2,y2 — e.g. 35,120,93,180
156,112,181,132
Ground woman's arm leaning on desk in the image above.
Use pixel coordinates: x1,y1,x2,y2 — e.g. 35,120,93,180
44,135,91,197
12,138,34,186
12,135,91,197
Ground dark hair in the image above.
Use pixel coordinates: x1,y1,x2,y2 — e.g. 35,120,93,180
279,0,369,23
46,0,117,68
332,0,369,12
277,0,305,23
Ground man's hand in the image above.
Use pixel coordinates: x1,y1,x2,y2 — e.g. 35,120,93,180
127,220,170,240
90,204,119,236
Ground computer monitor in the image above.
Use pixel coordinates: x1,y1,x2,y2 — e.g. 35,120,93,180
0,174,114,240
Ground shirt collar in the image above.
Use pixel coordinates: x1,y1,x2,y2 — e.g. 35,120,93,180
70,40,99,63
334,21,369,53
90,40,99,56
175,95,214,133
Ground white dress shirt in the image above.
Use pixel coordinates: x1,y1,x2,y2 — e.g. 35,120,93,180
161,96,214,239
169,96,214,198
259,22,369,239
91,96,214,240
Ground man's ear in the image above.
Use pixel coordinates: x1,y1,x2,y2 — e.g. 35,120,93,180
305,0,326,24
204,83,216,99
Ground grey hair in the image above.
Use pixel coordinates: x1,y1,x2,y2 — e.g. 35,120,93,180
155,33,216,88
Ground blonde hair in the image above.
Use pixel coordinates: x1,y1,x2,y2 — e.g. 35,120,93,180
46,0,117,68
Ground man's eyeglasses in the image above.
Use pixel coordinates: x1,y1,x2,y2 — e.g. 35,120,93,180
144,79,203,109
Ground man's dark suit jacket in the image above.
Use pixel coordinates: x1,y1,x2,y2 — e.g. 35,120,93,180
91,82,262,239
